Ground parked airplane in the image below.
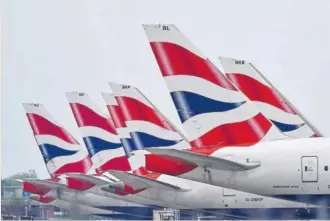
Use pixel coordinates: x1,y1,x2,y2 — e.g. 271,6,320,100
143,24,291,148
142,24,330,206
103,91,236,219
102,83,330,219
22,103,156,219
66,91,219,219
65,92,192,218
218,56,322,138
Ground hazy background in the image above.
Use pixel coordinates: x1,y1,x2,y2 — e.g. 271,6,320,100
2,0,330,178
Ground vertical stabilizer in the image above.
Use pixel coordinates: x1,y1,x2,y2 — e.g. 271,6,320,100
143,24,287,147
102,92,147,176
23,103,93,177
66,92,131,173
219,57,322,138
110,82,190,151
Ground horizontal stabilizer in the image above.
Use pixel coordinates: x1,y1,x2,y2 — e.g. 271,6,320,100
145,149,260,171
14,179,25,185
66,173,110,186
21,178,67,189
108,171,190,192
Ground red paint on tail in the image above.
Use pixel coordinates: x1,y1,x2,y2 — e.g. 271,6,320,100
190,113,272,148
52,155,93,177
226,73,296,114
69,103,117,134
26,113,78,144
150,42,236,90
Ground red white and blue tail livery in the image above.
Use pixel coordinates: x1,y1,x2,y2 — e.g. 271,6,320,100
104,84,330,220
23,103,94,177
143,24,288,148
66,92,130,173
141,25,330,207
23,103,158,219
219,57,322,138
101,92,148,174
109,83,190,152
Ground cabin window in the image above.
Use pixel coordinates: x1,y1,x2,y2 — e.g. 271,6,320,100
325,166,328,171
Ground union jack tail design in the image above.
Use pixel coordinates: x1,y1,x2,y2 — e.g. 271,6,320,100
143,24,287,148
23,103,93,177
219,57,322,138
110,82,190,151
101,92,147,176
109,83,193,177
66,92,131,173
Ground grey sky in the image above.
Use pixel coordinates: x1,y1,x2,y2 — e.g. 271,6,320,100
2,0,330,178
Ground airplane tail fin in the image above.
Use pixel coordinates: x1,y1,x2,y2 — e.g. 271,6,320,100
101,92,148,176
109,83,193,176
65,92,131,173
109,82,190,151
219,57,322,138
143,24,287,148
22,103,93,177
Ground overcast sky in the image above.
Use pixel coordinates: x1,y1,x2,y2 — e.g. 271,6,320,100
2,0,330,178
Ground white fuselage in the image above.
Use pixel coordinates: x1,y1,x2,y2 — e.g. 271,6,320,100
164,137,330,205
137,173,313,209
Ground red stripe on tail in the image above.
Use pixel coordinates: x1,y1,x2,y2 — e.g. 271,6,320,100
150,42,236,90
116,96,175,131
190,113,272,148
226,73,296,114
26,113,79,144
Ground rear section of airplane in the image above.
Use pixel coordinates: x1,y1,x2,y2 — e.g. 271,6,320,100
109,82,189,152
66,92,131,173
103,90,192,181
101,92,150,175
143,24,287,149
107,82,199,176
102,91,223,218
219,57,322,138
141,24,327,192
108,82,192,176
65,92,184,216
105,83,330,220
22,103,93,177
22,102,157,218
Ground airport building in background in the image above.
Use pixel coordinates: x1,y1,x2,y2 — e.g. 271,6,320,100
1,185,66,219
